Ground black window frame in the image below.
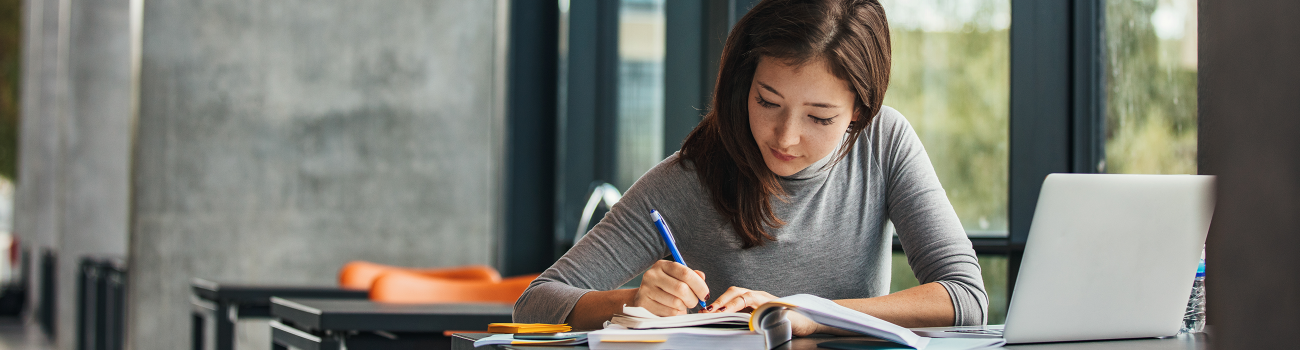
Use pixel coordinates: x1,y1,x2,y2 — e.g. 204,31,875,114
550,0,621,264
1005,0,1105,297
500,0,560,276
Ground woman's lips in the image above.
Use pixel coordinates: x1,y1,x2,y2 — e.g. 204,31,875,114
770,148,797,161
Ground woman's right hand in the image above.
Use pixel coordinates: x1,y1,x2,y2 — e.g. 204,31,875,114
632,260,710,316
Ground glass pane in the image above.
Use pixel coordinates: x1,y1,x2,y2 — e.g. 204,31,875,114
1104,0,1198,174
615,0,666,191
880,0,1011,325
891,252,1009,324
880,0,1011,238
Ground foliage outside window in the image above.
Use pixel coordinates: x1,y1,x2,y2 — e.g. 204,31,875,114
0,0,20,181
880,0,1010,238
1104,0,1197,175
879,0,1011,324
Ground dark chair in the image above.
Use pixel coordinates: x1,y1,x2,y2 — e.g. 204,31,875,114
78,257,127,350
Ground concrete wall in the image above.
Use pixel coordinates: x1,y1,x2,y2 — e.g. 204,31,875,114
15,1,507,348
128,1,506,349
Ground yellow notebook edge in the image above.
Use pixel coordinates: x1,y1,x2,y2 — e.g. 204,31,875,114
486,323,572,334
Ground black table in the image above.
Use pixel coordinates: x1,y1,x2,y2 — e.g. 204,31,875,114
451,331,1209,350
189,278,369,350
270,297,515,350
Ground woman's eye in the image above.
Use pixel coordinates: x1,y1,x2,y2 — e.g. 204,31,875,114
756,95,779,108
810,115,835,126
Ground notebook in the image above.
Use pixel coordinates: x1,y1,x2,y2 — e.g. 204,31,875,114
589,326,766,349
473,333,589,347
610,306,749,329
588,294,930,350
486,323,572,334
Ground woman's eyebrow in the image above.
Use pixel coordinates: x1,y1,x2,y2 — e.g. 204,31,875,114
757,81,840,108
757,81,784,98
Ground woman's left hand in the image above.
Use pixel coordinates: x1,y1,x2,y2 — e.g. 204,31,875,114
705,286,774,313
703,287,821,336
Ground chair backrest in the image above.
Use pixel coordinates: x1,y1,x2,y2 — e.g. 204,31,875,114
574,182,622,244
338,261,502,290
368,270,541,304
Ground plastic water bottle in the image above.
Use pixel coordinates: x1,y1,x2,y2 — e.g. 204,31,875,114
1181,251,1206,333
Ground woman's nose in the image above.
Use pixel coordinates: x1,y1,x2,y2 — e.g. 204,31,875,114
774,115,800,148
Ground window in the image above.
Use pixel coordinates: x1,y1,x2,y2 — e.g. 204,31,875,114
880,0,1011,238
553,0,669,254
615,0,667,191
880,0,1011,324
1104,0,1197,174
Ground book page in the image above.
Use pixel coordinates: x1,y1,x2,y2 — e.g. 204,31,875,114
751,294,928,349
613,306,750,329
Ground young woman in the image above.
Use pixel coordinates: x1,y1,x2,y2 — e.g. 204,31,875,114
514,0,987,335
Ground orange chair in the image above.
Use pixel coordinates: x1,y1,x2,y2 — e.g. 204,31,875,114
338,261,502,290
369,269,541,304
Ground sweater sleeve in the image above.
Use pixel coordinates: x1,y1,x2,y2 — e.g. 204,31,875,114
874,107,989,326
512,157,684,323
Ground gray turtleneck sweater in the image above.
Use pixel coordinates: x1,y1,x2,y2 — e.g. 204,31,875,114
513,106,988,326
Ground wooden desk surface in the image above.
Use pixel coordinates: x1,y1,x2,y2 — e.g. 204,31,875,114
271,297,514,332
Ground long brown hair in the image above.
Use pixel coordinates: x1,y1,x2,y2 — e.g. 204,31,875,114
676,0,891,248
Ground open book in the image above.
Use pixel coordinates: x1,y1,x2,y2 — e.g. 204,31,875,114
589,294,930,349
749,294,929,348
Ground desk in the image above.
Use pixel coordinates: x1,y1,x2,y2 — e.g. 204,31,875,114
450,332,1208,350
270,297,514,350
189,279,369,350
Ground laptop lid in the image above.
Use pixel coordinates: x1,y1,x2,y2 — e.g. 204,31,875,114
1002,174,1213,344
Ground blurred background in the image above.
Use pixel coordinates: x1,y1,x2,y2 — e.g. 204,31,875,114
0,0,1199,349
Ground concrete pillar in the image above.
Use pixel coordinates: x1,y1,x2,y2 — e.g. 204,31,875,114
17,0,135,349
15,0,70,336
55,1,134,349
128,1,506,349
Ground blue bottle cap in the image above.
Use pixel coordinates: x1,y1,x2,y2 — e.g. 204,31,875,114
1195,258,1205,277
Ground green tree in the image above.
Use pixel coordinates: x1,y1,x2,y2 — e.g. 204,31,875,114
0,0,20,181
882,0,1011,324
1104,0,1198,175
884,2,1009,236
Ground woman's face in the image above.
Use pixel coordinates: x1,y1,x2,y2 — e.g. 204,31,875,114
748,57,858,177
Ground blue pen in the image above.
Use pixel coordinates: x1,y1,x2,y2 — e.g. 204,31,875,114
650,209,708,310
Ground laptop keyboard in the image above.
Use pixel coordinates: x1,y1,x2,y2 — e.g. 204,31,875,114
946,329,1005,336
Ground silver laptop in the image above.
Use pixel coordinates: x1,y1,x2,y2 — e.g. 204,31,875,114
913,174,1214,344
